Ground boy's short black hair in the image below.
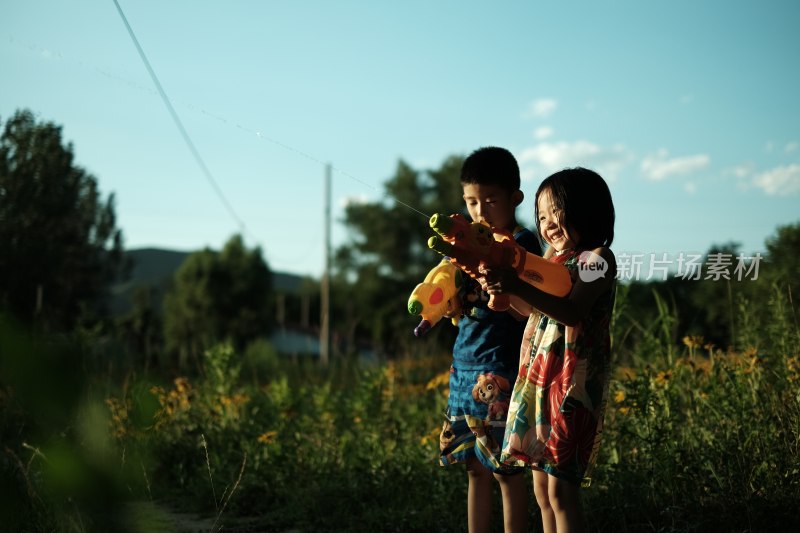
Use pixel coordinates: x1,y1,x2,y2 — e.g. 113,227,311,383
535,167,615,249
460,146,521,193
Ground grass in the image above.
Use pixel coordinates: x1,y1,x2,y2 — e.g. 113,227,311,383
2,281,800,532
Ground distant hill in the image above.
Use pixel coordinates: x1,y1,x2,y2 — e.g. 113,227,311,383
110,247,311,316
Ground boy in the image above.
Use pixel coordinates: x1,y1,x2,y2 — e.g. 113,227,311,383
439,146,541,533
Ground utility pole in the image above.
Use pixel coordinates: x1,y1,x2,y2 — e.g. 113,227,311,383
320,163,331,365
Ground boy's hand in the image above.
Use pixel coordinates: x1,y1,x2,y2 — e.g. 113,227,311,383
480,266,521,295
450,256,480,279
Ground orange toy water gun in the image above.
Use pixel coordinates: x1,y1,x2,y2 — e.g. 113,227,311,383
407,259,464,336
427,213,572,311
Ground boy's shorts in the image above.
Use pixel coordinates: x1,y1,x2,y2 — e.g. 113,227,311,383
439,362,524,474
439,413,523,475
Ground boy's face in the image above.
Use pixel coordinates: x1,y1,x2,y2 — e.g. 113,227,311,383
462,183,521,232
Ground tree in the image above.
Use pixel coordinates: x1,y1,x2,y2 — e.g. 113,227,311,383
163,235,273,371
117,285,162,373
0,109,124,330
333,156,467,356
743,222,800,353
765,222,800,293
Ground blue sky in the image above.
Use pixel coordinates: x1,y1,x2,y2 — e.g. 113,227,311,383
2,1,798,278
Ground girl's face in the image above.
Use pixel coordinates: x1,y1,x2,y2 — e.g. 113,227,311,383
537,189,579,252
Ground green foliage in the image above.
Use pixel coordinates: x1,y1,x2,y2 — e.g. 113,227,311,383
593,341,800,531
97,316,799,532
0,109,124,331
204,344,241,396
103,350,464,532
612,223,800,364
117,284,163,374
5,281,800,531
333,156,467,356
0,315,138,532
610,283,680,367
765,222,800,294
163,234,273,371
241,337,281,385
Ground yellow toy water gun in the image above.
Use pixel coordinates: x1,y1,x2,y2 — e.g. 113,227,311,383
427,213,572,311
407,259,464,336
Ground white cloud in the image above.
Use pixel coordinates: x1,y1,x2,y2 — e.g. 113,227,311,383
679,94,694,105
753,164,800,195
785,141,799,153
534,126,553,140
640,149,710,181
728,162,755,179
525,98,558,118
684,182,697,194
520,141,600,169
518,140,634,182
340,194,370,208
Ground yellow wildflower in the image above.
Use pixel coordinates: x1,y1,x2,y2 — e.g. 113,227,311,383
742,346,758,358
654,369,672,385
420,425,441,447
615,366,637,380
257,430,277,444
786,356,799,383
426,370,451,391
683,335,704,349
105,397,129,438
384,361,400,380
174,377,190,393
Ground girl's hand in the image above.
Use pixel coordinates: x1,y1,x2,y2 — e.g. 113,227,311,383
480,266,521,295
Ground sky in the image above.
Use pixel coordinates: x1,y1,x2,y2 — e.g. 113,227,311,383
2,0,799,279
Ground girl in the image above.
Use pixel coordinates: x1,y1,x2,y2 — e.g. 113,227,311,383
482,167,616,533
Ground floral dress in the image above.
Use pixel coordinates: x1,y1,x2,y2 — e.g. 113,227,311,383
500,249,615,486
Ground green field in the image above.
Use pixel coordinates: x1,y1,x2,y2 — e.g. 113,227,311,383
3,281,799,532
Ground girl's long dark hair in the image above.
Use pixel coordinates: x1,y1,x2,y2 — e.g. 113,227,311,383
534,167,615,249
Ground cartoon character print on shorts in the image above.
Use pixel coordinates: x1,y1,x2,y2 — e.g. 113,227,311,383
472,372,511,421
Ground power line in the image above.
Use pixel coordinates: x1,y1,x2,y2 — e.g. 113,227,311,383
108,2,430,223
10,21,432,222
111,0,252,240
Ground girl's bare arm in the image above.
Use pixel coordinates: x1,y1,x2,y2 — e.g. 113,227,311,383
483,247,616,326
